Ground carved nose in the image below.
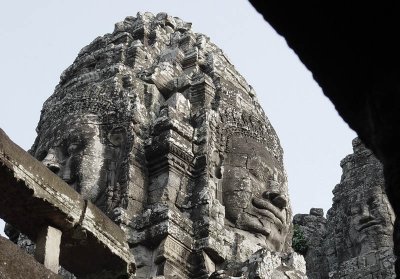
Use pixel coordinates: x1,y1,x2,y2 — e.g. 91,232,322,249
262,191,288,210
42,149,60,174
359,205,373,224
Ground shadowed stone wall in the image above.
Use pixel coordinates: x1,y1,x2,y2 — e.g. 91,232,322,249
248,3,400,275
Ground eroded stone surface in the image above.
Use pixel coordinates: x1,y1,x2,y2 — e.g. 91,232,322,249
15,12,305,278
294,138,395,279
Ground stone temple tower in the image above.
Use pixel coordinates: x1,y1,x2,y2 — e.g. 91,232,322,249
30,12,306,278
294,138,395,279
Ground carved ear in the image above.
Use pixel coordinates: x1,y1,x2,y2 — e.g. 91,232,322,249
107,127,126,147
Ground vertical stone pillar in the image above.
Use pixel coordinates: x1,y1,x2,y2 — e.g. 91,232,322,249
34,226,62,274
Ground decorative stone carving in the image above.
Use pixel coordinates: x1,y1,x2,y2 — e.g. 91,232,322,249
222,134,290,252
19,12,306,278
294,138,395,279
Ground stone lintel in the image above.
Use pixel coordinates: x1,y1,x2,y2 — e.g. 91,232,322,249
0,128,135,277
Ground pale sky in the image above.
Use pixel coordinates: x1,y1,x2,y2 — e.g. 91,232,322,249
0,0,356,236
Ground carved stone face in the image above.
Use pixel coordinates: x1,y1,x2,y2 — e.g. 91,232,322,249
34,114,109,204
222,135,290,252
347,187,394,256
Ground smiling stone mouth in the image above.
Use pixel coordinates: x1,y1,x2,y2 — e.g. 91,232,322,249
357,220,380,231
251,197,285,225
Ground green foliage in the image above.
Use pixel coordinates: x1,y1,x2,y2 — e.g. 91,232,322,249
292,224,308,255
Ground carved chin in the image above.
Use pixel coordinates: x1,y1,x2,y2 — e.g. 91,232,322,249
236,213,272,237
234,212,287,250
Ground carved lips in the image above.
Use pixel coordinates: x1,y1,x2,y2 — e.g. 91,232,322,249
252,196,287,227
356,217,381,232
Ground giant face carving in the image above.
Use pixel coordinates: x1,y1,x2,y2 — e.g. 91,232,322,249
34,113,125,210
222,134,290,252
347,187,394,256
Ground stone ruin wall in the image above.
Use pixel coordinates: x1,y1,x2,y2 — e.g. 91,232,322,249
294,138,396,279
